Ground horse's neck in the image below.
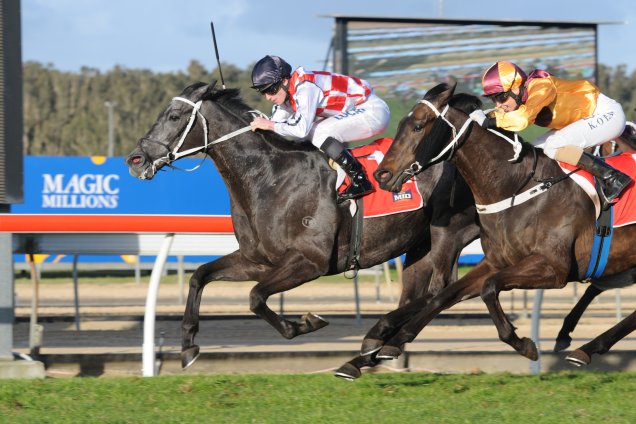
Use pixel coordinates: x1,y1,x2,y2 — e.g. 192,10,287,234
202,101,324,206
209,131,277,180
452,126,543,206
207,129,320,206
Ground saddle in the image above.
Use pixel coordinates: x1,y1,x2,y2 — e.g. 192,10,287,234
333,138,423,218
559,152,636,225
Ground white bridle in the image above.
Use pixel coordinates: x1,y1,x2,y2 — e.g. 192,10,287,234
144,96,263,176
411,99,547,215
416,99,523,165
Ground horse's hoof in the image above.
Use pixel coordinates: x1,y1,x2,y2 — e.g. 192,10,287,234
334,363,361,381
299,312,329,333
553,337,571,352
181,345,200,370
361,338,384,356
520,337,538,361
566,349,591,367
376,345,402,360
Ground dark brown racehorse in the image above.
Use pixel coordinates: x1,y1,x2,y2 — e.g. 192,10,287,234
126,81,480,370
554,123,636,351
359,82,636,371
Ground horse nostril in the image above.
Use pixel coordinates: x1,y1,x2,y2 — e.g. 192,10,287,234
374,169,391,183
129,156,143,165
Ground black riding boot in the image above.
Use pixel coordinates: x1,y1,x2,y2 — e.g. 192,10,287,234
322,137,374,203
576,152,632,209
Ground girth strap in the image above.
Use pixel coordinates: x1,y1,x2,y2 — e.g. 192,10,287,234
345,197,364,277
584,201,614,280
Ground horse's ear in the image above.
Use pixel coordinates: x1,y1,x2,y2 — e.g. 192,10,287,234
422,82,457,106
438,82,456,106
205,80,218,97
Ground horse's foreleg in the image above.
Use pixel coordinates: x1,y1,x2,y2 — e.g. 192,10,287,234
554,284,604,352
334,354,381,381
360,240,461,355
480,254,568,361
366,260,496,358
181,251,255,369
566,308,636,366
359,296,434,356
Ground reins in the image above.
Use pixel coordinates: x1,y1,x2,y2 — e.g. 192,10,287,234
412,99,573,214
142,96,265,176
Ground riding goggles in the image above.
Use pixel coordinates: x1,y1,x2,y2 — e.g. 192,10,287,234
257,81,282,96
488,91,511,104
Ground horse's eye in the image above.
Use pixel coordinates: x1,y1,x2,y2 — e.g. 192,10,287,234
169,113,180,122
413,124,423,132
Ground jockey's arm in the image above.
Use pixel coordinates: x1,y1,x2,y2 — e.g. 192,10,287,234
494,78,557,132
270,104,292,121
272,82,322,139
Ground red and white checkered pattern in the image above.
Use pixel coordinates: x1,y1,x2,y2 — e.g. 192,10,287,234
288,67,372,115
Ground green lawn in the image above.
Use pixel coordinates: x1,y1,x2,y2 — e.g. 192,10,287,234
1,372,635,423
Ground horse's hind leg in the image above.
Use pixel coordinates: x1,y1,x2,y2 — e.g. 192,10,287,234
480,254,568,360
181,251,256,369
566,308,636,366
249,252,327,339
554,284,604,352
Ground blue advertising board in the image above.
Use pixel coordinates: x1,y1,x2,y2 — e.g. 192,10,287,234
12,156,231,265
12,156,231,216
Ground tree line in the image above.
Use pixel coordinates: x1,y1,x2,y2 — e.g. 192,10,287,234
21,60,636,156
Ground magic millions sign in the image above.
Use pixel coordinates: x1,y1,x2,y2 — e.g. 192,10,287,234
12,156,230,215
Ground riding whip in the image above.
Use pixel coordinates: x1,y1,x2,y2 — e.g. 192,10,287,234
210,21,226,89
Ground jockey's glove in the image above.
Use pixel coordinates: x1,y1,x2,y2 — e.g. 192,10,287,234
469,109,497,129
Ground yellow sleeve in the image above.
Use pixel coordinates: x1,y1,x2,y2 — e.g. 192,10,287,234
494,78,557,132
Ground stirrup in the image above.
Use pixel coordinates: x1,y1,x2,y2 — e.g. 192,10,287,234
600,173,632,207
338,183,374,203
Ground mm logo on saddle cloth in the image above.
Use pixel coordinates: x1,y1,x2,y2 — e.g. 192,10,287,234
336,138,424,218
560,152,636,279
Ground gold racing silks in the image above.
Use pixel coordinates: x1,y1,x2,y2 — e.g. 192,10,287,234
493,75,600,132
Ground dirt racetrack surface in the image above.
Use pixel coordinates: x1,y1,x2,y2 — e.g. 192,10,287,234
10,274,636,377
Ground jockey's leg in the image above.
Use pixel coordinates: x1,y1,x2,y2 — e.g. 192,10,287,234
555,145,632,208
311,95,390,203
321,136,374,203
539,92,630,209
575,152,632,207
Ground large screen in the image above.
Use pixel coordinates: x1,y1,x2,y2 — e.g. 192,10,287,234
333,17,597,105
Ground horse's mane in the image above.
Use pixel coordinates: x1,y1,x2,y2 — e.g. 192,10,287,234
447,90,529,152
180,81,257,117
448,92,483,114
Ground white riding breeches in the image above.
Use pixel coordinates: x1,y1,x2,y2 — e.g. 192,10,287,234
309,93,391,150
534,93,626,159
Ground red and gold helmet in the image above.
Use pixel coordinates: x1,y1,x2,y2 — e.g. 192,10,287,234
481,61,527,96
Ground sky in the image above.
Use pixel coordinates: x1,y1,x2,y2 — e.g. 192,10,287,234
21,0,636,75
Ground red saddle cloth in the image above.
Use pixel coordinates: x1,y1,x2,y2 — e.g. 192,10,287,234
560,153,636,227
338,138,423,218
